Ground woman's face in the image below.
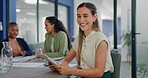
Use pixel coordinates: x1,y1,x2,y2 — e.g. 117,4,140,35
77,7,96,32
8,25,19,39
45,20,54,33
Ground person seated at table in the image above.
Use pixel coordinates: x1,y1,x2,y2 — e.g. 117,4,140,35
49,2,114,78
0,22,33,56
40,16,72,57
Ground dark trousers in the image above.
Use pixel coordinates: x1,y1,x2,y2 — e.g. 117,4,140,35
102,71,112,78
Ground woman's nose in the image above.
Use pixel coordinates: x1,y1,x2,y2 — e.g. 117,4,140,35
14,31,18,34
79,17,84,22
45,26,47,29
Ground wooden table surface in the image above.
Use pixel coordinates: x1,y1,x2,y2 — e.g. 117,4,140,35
0,56,69,78
0,67,67,78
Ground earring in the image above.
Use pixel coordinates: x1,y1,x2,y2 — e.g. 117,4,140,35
8,33,9,36
93,21,95,24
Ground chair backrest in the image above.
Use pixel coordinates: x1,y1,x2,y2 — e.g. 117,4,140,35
111,49,121,78
29,42,44,54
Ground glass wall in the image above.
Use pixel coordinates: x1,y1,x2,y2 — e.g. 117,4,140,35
136,0,148,78
16,0,37,44
121,0,131,78
16,0,68,43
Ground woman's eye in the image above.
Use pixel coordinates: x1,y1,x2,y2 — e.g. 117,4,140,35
84,16,88,17
77,16,81,18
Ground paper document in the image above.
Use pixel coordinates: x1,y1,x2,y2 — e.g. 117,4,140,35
13,56,35,62
13,63,44,67
38,54,57,65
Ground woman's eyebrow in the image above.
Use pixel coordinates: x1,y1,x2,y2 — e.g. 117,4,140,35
83,13,88,15
77,13,89,16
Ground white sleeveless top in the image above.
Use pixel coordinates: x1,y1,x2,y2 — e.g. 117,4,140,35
73,31,114,73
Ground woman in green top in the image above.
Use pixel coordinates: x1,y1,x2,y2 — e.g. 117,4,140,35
43,16,71,57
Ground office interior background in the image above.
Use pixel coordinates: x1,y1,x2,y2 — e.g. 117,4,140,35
0,0,147,78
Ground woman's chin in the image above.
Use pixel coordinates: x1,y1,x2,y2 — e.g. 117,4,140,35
9,35,17,39
80,28,86,31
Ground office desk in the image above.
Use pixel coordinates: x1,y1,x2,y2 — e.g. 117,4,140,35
0,67,67,78
0,56,68,78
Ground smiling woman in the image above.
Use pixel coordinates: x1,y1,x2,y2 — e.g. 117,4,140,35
77,6,99,36
0,22,33,57
48,2,114,78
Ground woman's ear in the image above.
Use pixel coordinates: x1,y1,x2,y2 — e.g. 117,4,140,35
93,14,97,22
51,24,55,31
52,24,55,28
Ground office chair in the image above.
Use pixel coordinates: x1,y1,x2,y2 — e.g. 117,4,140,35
111,49,121,78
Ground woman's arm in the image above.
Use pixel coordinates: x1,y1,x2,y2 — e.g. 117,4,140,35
56,41,108,77
60,48,76,65
18,38,33,56
49,48,76,71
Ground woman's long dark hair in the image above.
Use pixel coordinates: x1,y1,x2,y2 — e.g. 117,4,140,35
45,16,72,50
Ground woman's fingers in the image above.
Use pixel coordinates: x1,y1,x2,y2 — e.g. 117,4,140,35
50,67,56,71
49,65,55,68
49,65,57,71
20,51,26,56
55,65,63,69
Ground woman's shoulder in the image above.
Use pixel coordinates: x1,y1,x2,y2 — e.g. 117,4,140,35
95,31,107,38
94,31,108,41
58,31,66,35
57,31,67,37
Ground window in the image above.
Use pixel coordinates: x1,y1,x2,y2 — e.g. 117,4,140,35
16,0,37,44
16,0,68,43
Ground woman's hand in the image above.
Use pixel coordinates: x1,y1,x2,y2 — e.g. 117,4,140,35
13,51,20,56
13,50,26,56
20,51,26,56
35,49,45,59
48,62,57,71
55,64,75,75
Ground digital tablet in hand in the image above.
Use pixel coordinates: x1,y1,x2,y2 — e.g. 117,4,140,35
38,54,57,65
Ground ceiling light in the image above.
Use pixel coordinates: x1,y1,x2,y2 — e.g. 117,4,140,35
16,9,21,12
25,0,48,4
27,12,36,16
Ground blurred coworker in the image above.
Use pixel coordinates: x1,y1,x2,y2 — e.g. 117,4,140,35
42,16,72,57
0,22,33,56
